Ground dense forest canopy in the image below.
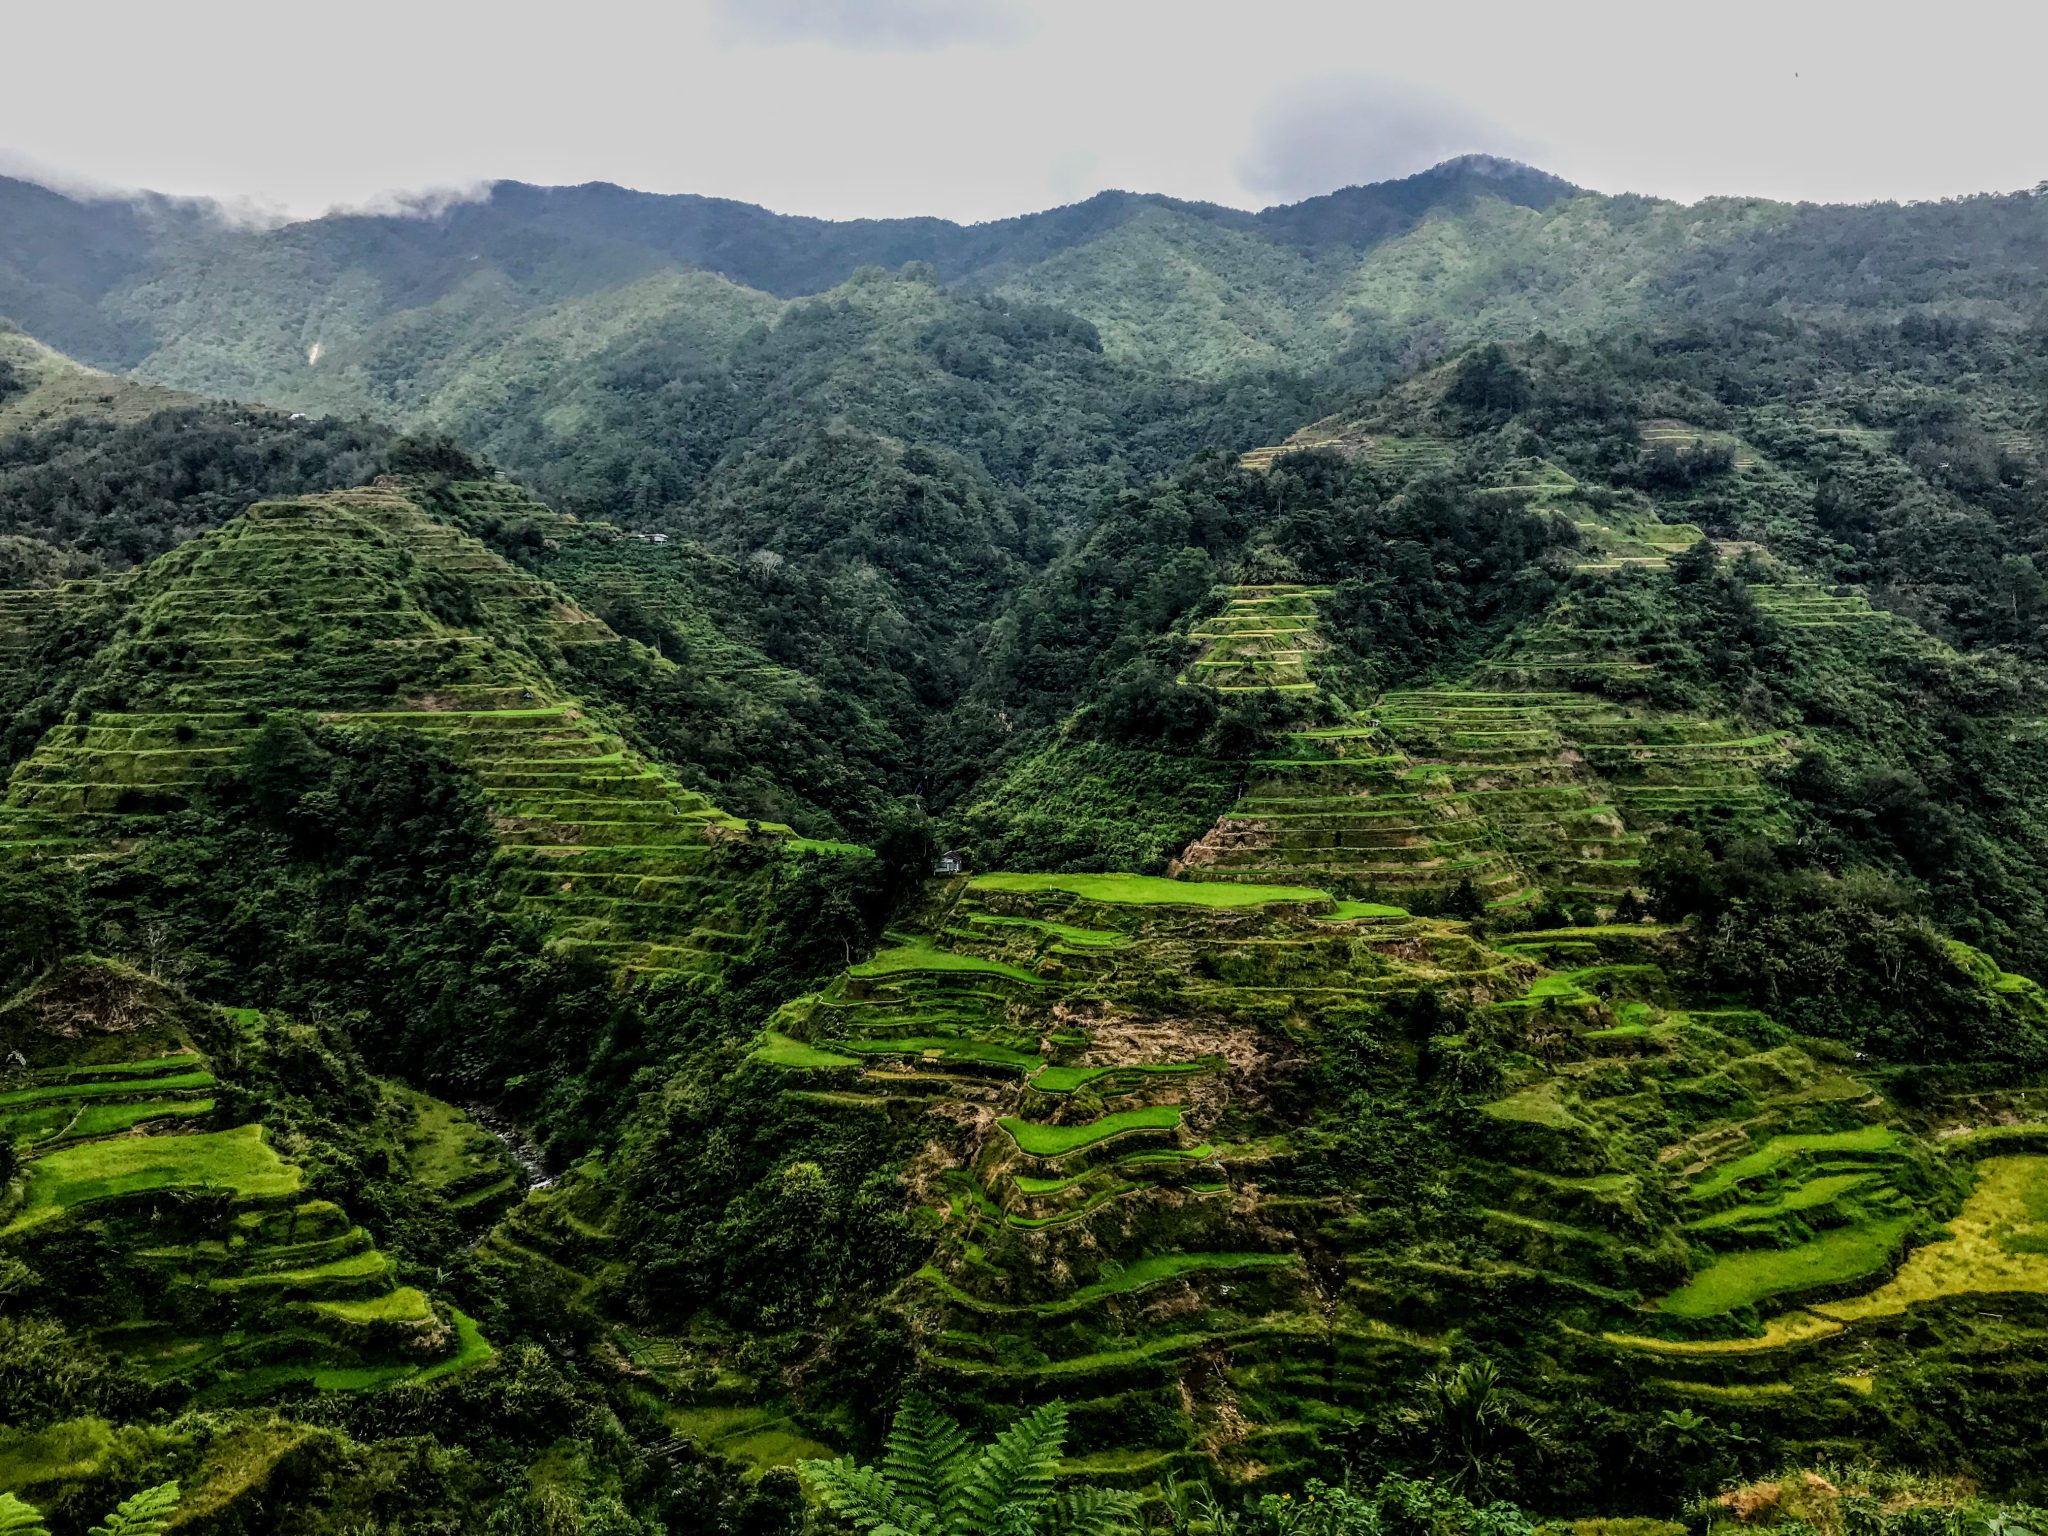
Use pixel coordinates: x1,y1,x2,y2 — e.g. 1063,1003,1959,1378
3,158,2048,1536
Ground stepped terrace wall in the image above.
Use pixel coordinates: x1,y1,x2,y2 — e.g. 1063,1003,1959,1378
0,485,792,980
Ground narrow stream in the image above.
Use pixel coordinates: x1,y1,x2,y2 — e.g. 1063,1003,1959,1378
465,1103,557,1192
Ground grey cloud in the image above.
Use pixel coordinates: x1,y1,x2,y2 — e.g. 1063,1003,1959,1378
1237,75,1531,203
718,0,1022,50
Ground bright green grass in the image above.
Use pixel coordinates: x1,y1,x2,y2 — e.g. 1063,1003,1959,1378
394,1086,511,1198
1315,900,1410,921
414,1306,495,1382
754,1030,859,1069
1688,1173,1877,1232
1000,1105,1183,1158
786,837,870,857
837,1037,1043,1070
213,1248,390,1290
966,914,1131,948
848,945,1042,983
1659,1215,1917,1317
6,1124,301,1232
28,1052,204,1082
7,1096,215,1144
1029,1061,1215,1093
665,1403,835,1476
0,1070,216,1107
1692,1127,1902,1200
1010,1148,1215,1195
312,1286,437,1325
970,872,1330,908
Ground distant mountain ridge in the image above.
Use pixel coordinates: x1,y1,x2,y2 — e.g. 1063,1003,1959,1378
4,154,2042,433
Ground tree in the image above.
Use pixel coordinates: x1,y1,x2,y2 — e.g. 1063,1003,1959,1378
799,1394,1138,1535
0,1482,181,1536
1395,1360,1548,1497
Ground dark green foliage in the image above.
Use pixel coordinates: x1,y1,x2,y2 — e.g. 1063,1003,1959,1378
1446,345,1535,424
78,720,635,1142
1657,854,2048,1067
0,863,83,993
0,406,389,575
799,1394,1138,1535
616,1061,925,1331
956,736,1241,873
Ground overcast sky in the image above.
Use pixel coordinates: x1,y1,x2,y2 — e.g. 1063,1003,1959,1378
6,0,2044,223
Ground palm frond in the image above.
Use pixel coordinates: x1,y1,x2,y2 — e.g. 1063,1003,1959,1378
1047,1484,1143,1536
88,1482,181,1536
953,1399,1068,1536
0,1493,51,1536
882,1393,970,1517
799,1455,928,1536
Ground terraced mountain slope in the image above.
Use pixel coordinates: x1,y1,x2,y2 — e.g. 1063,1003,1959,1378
1177,583,1786,912
692,864,2048,1486
1183,584,1329,696
0,322,193,433
0,480,796,980
0,960,492,1398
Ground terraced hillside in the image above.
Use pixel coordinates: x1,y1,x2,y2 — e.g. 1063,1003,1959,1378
747,872,1513,1482
1183,584,1330,695
0,579,105,671
0,962,491,1398
1178,586,1786,911
1237,423,1456,477
0,481,794,980
692,867,2048,1485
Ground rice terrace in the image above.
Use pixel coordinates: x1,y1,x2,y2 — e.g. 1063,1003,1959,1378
5,25,2048,1532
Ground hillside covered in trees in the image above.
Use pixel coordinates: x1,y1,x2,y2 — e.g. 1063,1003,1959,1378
2,161,2048,1534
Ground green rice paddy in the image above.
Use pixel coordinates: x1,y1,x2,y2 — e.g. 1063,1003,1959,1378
1690,1127,1902,1200
837,1037,1044,1070
6,1124,302,1232
971,872,1329,908
0,1069,216,1107
848,944,1042,982
965,914,1131,947
999,1105,1184,1158
1029,1060,1214,1093
1659,1215,1917,1317
753,1031,860,1069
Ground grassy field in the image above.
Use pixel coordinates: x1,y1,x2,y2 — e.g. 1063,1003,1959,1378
0,1069,216,1107
971,872,1329,908
848,944,1043,983
839,1037,1044,1069
1816,1156,2048,1321
754,1031,860,1068
1690,1127,1901,1200
965,914,1132,948
5,1124,301,1232
1659,1215,1917,1317
1688,1173,1876,1231
999,1105,1184,1158
1029,1061,1214,1093
0,1096,215,1144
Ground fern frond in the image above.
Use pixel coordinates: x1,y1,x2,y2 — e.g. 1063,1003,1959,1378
951,1399,1067,1536
0,1492,51,1536
1047,1485,1142,1536
881,1393,970,1517
88,1482,180,1536
798,1455,929,1536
